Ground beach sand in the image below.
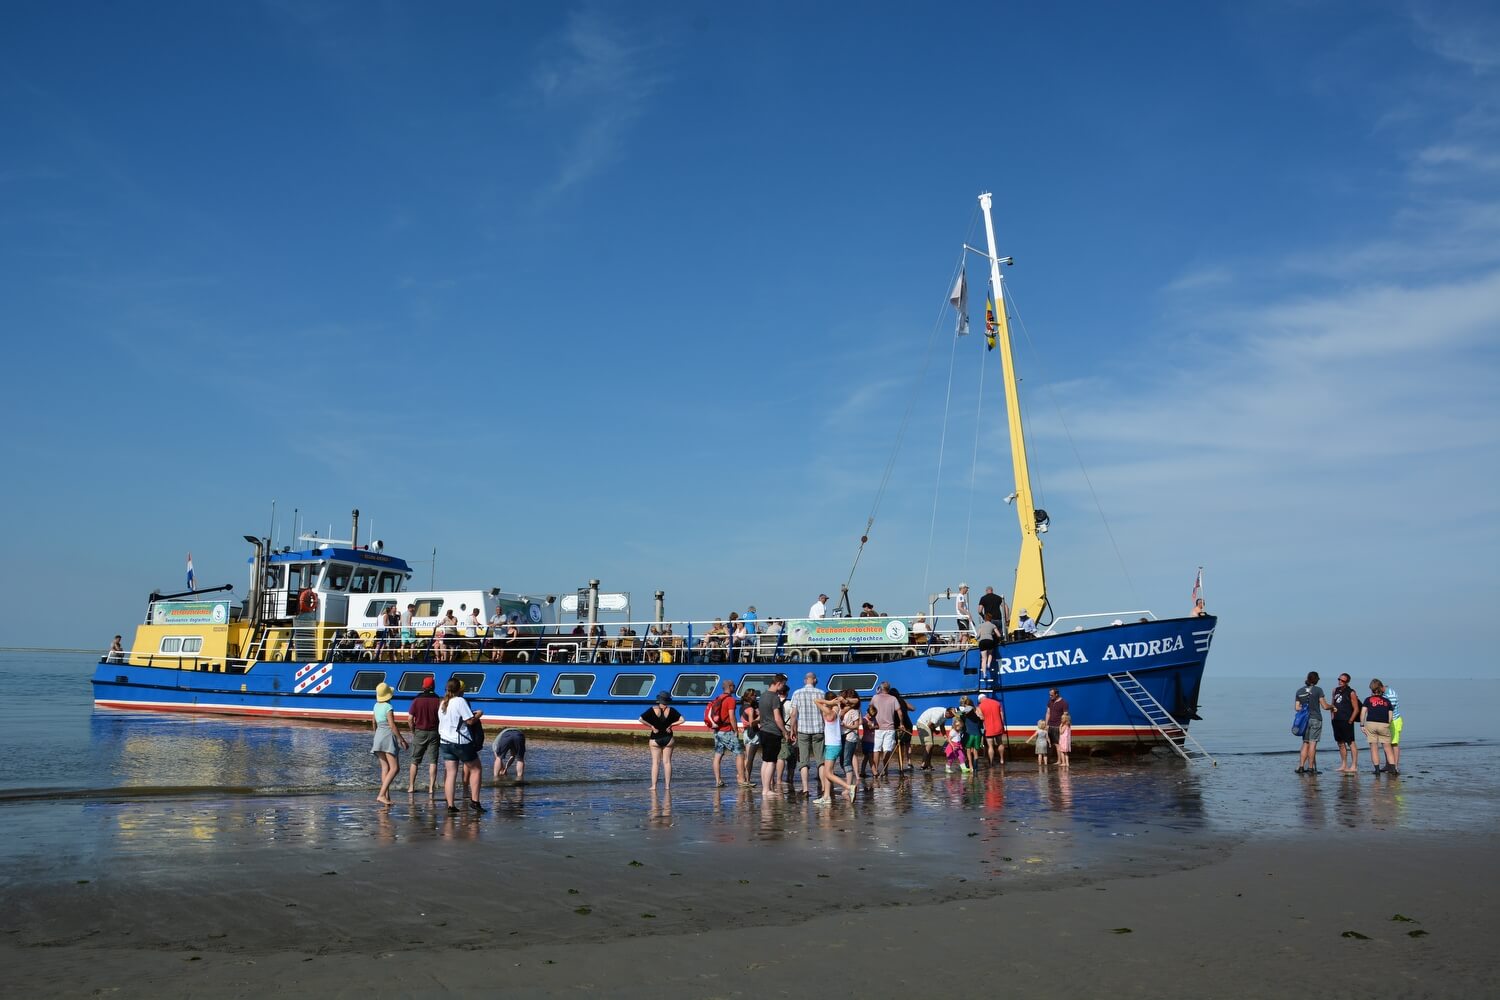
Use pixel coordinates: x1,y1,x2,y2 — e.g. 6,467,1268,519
2,813,1492,998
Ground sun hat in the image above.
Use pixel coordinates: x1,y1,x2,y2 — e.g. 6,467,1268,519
656,691,672,704
375,682,394,703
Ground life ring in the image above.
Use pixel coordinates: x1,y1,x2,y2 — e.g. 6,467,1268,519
297,589,319,614
805,648,821,664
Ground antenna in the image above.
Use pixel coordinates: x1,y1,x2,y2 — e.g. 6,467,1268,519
269,500,277,549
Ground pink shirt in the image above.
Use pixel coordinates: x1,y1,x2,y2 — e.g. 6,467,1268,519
871,692,900,730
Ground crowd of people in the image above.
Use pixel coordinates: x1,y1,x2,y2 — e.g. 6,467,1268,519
369,676,527,812
628,674,1079,799
1293,670,1404,775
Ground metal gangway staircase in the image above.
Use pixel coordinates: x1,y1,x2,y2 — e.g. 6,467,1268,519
1108,671,1215,765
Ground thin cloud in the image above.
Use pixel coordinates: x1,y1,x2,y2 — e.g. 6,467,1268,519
532,8,667,195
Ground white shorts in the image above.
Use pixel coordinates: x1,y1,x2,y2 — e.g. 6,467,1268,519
874,729,897,752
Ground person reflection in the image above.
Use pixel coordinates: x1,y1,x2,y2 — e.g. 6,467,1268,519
648,787,673,827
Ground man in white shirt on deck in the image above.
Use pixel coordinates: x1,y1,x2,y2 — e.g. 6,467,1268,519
808,594,828,619
955,584,972,637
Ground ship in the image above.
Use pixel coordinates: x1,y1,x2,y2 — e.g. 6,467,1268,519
93,193,1216,756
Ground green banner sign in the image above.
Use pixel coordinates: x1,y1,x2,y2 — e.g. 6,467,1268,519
786,617,909,646
152,600,231,626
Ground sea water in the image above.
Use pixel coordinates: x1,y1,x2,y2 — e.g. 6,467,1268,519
1,650,1497,880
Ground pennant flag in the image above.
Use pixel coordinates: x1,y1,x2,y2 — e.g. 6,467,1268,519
186,552,195,591
985,297,997,351
1191,567,1203,604
949,269,970,335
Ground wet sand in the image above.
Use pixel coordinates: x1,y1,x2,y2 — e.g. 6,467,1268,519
1,783,1495,998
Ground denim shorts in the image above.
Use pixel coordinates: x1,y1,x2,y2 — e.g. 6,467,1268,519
714,731,742,755
440,741,478,764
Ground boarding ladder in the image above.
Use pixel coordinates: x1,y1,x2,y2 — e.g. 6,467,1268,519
1107,671,1214,765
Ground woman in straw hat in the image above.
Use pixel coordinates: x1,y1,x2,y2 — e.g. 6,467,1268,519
371,682,407,804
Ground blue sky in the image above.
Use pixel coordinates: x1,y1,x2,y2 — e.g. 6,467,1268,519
1,1,1495,677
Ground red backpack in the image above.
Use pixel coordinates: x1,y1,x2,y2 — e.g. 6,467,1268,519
705,694,734,730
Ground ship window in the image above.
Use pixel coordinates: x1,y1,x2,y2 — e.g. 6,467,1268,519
499,673,537,695
159,637,182,654
609,674,655,698
350,567,378,594
263,565,285,589
552,673,595,697
449,673,485,695
182,637,203,654
827,673,878,693
350,670,386,691
364,599,397,620
289,564,317,592
738,673,778,694
412,598,444,618
671,673,718,699
377,572,402,593
324,563,353,592
397,671,434,693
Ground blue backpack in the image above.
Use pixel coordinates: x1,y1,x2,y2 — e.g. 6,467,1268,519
1291,701,1309,737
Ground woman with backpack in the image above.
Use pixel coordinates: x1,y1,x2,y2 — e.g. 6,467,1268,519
438,677,485,814
1293,671,1333,775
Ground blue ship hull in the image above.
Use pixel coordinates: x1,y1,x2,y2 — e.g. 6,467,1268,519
93,617,1215,750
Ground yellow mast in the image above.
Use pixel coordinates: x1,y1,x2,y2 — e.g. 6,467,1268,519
979,192,1047,630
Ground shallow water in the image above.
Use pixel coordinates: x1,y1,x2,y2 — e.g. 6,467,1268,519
1,652,1496,883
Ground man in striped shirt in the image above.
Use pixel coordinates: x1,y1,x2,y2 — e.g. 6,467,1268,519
788,672,826,797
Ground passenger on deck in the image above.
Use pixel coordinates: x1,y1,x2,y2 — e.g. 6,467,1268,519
464,608,483,658
1193,598,1209,617
910,615,930,642
808,594,829,619
1015,608,1037,637
371,606,392,659
955,584,972,637
400,604,416,660
978,587,1007,631
487,608,507,661
105,635,124,663
859,602,877,617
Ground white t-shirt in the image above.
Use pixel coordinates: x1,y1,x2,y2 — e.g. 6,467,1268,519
809,599,827,619
917,706,948,728
439,696,475,742
955,591,970,619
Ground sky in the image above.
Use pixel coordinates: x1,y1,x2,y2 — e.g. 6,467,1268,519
1,1,1496,678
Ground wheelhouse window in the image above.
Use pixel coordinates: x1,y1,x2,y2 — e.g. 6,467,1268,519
262,565,286,589
377,572,402,593
552,673,595,697
397,671,434,693
365,599,398,620
499,673,537,695
350,567,378,594
827,673,879,693
324,563,353,592
350,671,386,691
671,674,719,699
449,673,485,695
610,674,655,697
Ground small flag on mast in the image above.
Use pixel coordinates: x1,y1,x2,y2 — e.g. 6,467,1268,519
1191,567,1203,605
186,553,195,592
949,269,970,336
985,296,998,351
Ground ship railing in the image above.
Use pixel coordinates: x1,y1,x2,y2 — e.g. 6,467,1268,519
1038,611,1157,637
254,615,985,665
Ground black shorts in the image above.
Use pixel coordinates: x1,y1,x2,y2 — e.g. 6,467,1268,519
759,732,783,761
978,638,997,652
1331,720,1356,745
495,729,526,763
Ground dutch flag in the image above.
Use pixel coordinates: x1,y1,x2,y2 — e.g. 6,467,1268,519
186,552,195,591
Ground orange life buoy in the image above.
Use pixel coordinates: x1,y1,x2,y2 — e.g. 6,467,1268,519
298,589,319,614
